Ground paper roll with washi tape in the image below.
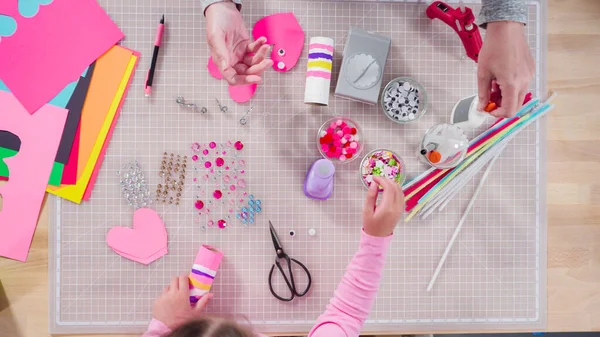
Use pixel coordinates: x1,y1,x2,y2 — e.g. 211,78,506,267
304,37,334,106
189,244,223,304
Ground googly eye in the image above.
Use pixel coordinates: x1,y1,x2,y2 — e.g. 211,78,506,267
289,230,296,237
277,49,285,56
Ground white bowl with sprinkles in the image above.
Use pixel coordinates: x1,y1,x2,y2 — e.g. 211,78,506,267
381,77,428,124
360,149,406,190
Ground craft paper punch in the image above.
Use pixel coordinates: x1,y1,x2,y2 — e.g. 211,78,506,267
304,159,335,200
334,27,391,105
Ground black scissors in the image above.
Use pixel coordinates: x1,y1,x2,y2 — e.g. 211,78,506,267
268,221,312,302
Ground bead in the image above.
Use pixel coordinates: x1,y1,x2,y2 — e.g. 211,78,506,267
308,228,316,236
195,200,204,210
234,141,244,151
230,185,236,191
209,142,217,149
215,157,224,167
192,155,198,161
204,161,212,168
217,219,227,229
213,190,223,199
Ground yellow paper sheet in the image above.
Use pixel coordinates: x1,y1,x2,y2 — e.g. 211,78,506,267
47,52,138,203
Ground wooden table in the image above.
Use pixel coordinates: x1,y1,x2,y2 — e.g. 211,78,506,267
1,1,599,336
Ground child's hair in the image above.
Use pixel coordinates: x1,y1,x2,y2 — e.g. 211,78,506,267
166,317,254,337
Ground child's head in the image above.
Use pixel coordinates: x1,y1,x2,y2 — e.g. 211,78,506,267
165,317,254,337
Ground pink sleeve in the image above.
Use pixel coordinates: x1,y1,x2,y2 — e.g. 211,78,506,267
142,318,172,337
308,229,392,337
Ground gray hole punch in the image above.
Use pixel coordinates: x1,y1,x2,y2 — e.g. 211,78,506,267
335,27,391,105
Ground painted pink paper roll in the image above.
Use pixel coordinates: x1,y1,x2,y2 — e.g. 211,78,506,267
304,37,334,106
189,245,223,304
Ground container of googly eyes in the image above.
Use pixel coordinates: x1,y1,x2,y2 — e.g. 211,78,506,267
381,77,428,124
360,149,406,191
419,123,469,169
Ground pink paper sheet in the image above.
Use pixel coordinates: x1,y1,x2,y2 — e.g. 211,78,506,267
0,91,68,262
0,0,124,114
207,56,257,103
61,123,80,185
252,13,305,72
82,49,140,200
106,208,168,265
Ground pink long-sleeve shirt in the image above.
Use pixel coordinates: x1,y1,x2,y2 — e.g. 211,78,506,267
143,230,392,337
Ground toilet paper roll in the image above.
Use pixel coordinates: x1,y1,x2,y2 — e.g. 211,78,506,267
189,245,223,303
304,37,334,106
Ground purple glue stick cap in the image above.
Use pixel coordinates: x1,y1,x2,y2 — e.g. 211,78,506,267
304,159,335,200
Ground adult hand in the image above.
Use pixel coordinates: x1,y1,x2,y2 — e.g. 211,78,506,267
205,1,273,85
362,176,405,237
477,21,534,118
152,275,213,330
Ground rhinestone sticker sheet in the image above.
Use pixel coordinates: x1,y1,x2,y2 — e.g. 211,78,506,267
50,0,547,334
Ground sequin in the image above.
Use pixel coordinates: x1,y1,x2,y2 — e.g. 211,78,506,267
230,185,236,191
223,175,231,183
213,190,223,199
208,220,215,227
215,157,225,167
204,161,212,168
209,142,217,149
234,141,244,151
191,142,201,152
240,170,245,174
202,149,209,155
192,155,199,161
237,179,246,188
239,159,246,166
225,166,230,170
195,200,204,210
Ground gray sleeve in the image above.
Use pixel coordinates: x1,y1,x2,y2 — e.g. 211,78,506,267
201,0,242,15
479,0,527,27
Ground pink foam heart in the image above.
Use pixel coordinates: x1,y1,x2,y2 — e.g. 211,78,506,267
107,208,168,265
207,56,257,103
252,13,305,72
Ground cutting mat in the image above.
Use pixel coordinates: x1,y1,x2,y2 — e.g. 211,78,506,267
49,0,547,334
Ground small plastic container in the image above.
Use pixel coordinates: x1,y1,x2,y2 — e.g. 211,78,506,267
318,116,363,164
418,123,469,169
381,77,428,124
359,149,406,190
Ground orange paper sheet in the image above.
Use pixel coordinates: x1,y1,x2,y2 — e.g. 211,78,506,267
47,46,137,203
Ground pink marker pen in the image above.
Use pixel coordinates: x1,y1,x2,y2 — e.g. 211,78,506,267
145,15,165,97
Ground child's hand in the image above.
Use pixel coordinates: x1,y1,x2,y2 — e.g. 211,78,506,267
362,176,404,237
152,275,213,330
206,1,273,85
